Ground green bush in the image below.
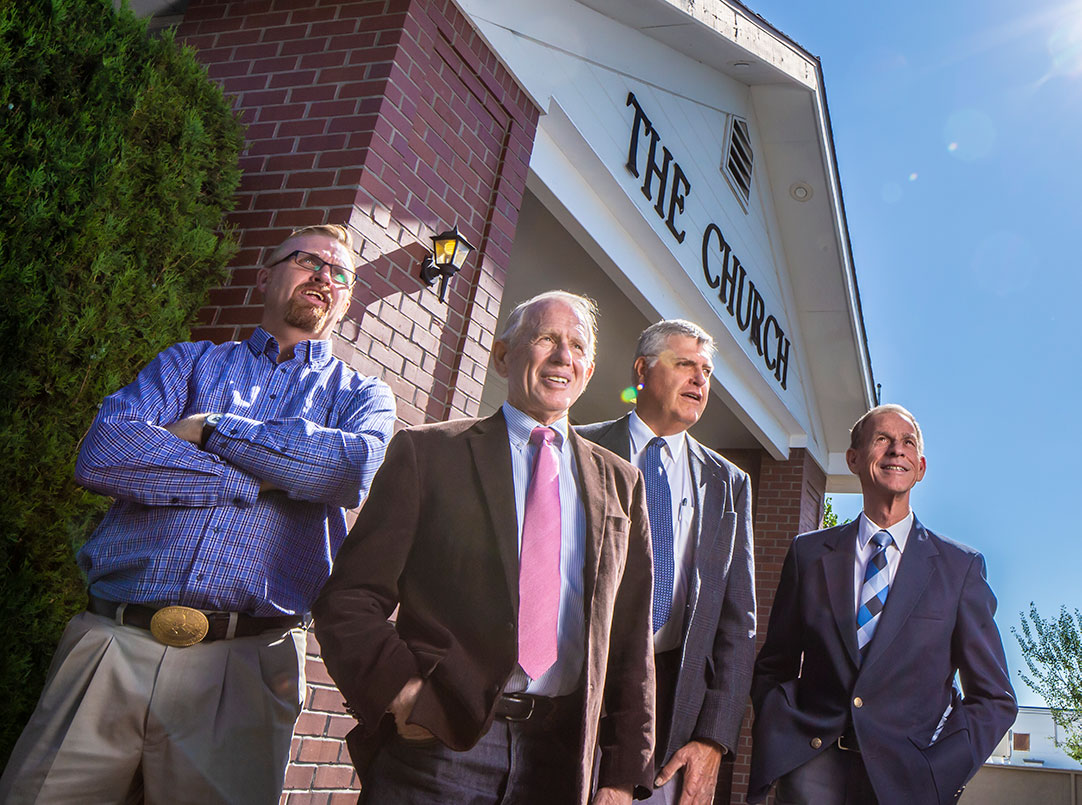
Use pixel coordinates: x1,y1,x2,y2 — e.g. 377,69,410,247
0,0,243,762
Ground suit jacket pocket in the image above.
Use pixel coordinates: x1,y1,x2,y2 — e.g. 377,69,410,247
605,514,630,563
910,728,974,805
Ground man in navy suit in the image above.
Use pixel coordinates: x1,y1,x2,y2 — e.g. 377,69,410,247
580,319,756,805
749,404,1016,805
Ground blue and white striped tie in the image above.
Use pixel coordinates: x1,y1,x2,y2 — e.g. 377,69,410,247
856,530,893,655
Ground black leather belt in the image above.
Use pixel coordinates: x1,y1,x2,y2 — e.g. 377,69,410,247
494,691,582,728
495,692,554,722
88,595,302,645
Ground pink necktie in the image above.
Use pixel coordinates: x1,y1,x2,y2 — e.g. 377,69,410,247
518,426,561,680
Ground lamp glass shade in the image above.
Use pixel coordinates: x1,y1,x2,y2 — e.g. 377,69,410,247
431,226,476,271
433,236,458,266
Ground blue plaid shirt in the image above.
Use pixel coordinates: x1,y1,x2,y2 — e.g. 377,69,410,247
76,327,396,616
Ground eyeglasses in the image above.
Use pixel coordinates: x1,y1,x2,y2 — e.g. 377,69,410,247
275,250,355,287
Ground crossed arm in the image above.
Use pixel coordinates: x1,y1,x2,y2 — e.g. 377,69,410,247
75,343,395,507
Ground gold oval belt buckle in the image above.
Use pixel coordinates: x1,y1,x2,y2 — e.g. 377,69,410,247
150,606,210,647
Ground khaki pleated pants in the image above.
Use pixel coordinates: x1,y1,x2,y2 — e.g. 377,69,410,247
0,611,306,805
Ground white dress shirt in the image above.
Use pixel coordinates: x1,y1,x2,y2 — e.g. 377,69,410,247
628,411,695,653
502,402,586,696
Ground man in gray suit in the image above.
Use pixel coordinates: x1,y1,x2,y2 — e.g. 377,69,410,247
579,319,756,805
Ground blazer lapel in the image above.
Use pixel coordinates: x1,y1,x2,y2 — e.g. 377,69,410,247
569,429,606,635
468,410,520,609
822,521,861,667
861,517,938,669
688,440,722,560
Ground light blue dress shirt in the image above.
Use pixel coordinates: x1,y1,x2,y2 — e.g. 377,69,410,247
501,402,586,697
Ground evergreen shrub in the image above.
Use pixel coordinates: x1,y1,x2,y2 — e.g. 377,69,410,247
0,0,243,762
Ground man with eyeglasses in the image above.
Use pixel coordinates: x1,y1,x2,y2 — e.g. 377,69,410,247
1,225,396,805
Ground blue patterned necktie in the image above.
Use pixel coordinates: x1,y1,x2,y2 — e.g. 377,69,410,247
644,436,674,633
857,530,893,655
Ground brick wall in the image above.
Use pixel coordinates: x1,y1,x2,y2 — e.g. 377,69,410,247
729,448,827,804
179,0,539,427
176,1,540,800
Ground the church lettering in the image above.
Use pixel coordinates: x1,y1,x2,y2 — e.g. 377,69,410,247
625,91,792,391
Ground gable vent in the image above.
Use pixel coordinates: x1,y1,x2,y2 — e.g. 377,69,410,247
723,116,753,209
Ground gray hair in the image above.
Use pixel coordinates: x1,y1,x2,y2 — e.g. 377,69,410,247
634,319,716,370
850,404,924,456
496,290,599,361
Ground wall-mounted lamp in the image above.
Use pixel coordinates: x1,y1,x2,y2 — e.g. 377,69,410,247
419,225,476,302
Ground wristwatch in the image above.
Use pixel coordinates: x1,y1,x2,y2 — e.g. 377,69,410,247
200,413,223,449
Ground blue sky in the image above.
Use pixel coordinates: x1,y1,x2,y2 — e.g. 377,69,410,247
748,0,1082,705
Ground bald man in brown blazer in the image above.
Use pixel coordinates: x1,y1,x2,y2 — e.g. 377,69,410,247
314,291,655,805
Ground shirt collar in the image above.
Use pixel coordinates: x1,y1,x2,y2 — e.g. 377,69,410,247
502,402,569,450
245,327,332,366
628,410,687,463
857,510,914,552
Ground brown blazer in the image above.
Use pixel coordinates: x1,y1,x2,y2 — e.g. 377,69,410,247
313,409,656,803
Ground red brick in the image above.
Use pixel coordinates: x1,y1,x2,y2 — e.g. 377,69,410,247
257,103,310,122
207,287,251,307
329,792,361,804
227,211,275,229
273,208,331,228
298,133,348,151
299,51,349,70
247,139,298,160
266,153,316,171
216,306,264,325
309,19,360,37
208,61,251,79
242,11,291,30
310,99,361,117
267,70,318,89
280,36,330,56
289,6,341,24
312,764,356,790
277,118,328,137
294,710,329,737
222,74,270,94
217,29,263,47
261,24,310,43
286,170,338,189
296,738,340,763
234,42,281,61
326,714,355,739
326,31,380,51
304,659,334,686
283,763,314,790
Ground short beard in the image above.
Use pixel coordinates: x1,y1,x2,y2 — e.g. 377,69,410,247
284,296,331,333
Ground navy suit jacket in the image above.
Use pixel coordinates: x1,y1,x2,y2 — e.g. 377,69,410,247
748,517,1017,805
577,414,756,761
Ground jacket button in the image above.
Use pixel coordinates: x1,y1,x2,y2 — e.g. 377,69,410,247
810,737,822,749
853,697,863,708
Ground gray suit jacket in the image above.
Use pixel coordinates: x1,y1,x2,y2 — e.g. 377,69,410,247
578,413,756,761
